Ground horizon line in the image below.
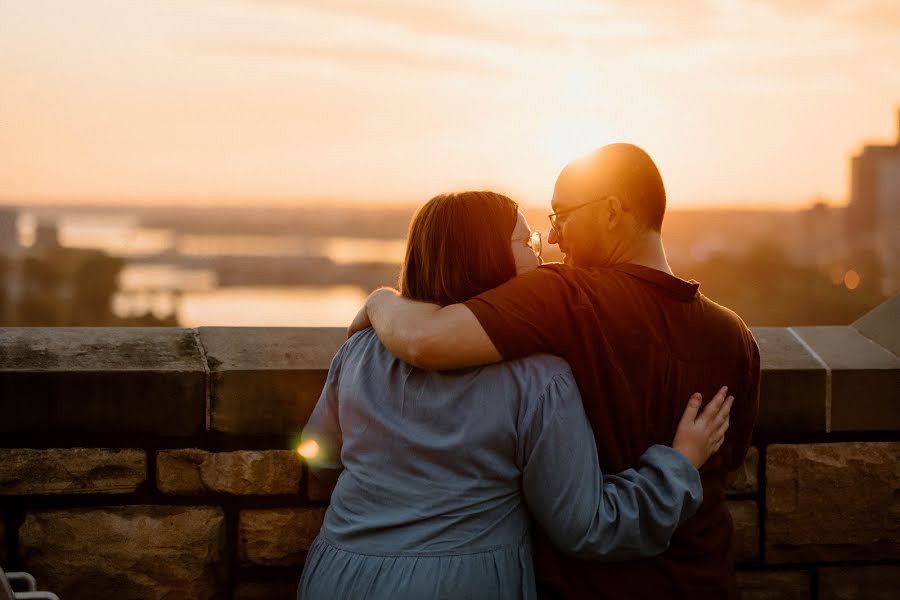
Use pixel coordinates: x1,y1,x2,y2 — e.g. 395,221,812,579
0,195,848,212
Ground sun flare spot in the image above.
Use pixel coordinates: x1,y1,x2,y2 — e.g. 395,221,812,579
297,439,320,459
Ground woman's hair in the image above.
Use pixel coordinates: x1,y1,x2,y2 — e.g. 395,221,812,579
399,191,519,306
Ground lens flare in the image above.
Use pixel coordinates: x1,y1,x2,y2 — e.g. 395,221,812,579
297,439,320,459
844,270,860,290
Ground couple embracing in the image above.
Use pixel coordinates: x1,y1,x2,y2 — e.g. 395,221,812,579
298,143,760,599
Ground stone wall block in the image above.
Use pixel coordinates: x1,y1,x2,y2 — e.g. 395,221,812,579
751,327,826,432
306,464,337,502
18,506,226,599
157,449,302,495
199,327,345,435
736,570,811,600
238,508,326,567
0,328,205,435
0,448,146,495
727,446,759,495
792,326,900,431
0,513,6,564
852,294,900,357
728,500,760,563
234,582,299,600
765,442,900,563
819,565,900,600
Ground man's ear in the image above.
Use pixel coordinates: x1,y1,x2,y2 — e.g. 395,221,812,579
606,195,623,231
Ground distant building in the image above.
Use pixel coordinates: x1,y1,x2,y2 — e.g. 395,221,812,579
797,201,847,268
0,208,24,323
0,207,20,256
848,109,900,295
33,220,61,254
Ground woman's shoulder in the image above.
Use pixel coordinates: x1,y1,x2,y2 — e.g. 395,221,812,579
500,353,574,388
331,327,395,371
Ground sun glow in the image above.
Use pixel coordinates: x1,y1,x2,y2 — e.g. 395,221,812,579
2,1,898,206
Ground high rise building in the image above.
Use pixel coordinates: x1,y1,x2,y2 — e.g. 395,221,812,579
848,109,900,295
0,207,20,256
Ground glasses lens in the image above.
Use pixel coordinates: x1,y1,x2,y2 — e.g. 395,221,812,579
530,230,542,258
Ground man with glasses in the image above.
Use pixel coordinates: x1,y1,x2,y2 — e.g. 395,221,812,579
351,143,760,600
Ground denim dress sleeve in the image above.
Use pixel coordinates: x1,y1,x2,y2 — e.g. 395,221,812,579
300,341,348,484
518,370,703,561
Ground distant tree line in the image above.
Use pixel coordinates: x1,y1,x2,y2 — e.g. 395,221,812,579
0,248,178,327
675,243,885,326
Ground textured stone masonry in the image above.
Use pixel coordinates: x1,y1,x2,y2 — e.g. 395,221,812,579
306,466,337,502
791,326,900,432
18,506,226,599
819,565,900,600
156,449,302,495
0,327,206,435
765,442,900,563
852,293,900,356
727,446,759,495
199,327,345,435
0,448,145,495
735,570,811,600
238,507,326,567
0,513,6,564
750,327,826,432
1,303,899,597
728,500,760,563
233,582,299,600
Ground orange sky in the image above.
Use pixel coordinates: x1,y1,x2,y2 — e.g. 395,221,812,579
1,0,899,208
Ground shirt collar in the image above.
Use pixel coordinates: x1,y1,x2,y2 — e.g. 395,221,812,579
612,263,700,300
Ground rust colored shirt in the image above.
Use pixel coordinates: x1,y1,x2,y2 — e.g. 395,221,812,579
465,262,761,600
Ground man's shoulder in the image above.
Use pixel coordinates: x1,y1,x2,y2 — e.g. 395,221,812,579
696,293,752,334
693,293,759,360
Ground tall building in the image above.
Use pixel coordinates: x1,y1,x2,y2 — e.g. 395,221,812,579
0,207,24,323
848,109,900,295
0,207,20,256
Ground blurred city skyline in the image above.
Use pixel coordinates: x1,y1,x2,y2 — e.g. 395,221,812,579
2,1,900,208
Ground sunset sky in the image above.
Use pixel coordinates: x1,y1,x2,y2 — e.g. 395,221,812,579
2,0,899,208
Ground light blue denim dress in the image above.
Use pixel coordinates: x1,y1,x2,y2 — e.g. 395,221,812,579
298,328,702,600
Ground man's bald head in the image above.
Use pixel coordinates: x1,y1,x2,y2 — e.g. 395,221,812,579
557,143,666,232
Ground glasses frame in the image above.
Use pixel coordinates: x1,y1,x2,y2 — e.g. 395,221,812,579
529,229,542,259
548,197,608,234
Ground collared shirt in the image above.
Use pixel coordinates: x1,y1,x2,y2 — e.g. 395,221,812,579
465,262,761,600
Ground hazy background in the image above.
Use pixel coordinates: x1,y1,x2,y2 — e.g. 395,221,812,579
1,0,898,328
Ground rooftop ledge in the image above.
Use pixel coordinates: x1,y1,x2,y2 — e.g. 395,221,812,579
1,296,898,438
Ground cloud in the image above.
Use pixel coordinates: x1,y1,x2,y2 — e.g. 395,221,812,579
246,0,560,46
208,39,499,75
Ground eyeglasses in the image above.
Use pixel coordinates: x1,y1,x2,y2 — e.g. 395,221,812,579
548,197,607,234
529,230,542,258
514,230,542,259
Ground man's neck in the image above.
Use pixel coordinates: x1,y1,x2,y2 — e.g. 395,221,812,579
624,231,673,275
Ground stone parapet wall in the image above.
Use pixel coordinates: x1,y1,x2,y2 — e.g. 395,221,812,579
1,300,898,598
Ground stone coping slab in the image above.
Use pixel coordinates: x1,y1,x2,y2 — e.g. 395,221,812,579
791,326,900,432
750,327,826,433
2,323,899,436
199,327,345,435
852,293,900,357
0,328,206,435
